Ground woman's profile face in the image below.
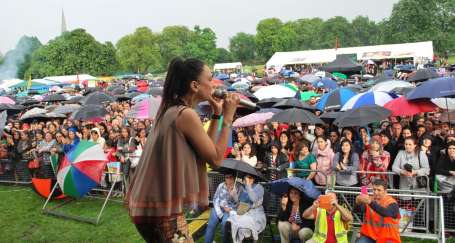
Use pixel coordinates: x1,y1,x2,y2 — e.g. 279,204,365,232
195,65,213,101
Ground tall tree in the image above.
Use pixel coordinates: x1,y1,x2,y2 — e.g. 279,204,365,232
350,16,380,46
214,48,234,63
184,26,218,65
116,27,162,73
229,32,256,63
319,16,353,48
159,26,193,66
255,18,284,60
28,29,117,77
291,18,324,50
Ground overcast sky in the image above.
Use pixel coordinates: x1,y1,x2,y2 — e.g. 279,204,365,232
1,0,399,54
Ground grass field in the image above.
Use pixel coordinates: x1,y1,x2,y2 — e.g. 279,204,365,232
448,55,455,64
0,184,453,243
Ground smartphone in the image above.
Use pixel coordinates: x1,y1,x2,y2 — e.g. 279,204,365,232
361,186,368,195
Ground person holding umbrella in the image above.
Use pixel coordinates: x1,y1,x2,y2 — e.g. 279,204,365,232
278,186,315,243
204,171,242,243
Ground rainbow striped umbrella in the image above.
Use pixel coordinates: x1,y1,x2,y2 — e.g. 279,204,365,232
56,140,108,198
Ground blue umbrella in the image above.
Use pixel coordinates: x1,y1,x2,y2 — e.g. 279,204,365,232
407,77,455,100
316,88,357,111
215,73,230,80
269,177,321,199
312,78,338,90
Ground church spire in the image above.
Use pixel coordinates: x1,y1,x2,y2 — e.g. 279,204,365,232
61,9,67,34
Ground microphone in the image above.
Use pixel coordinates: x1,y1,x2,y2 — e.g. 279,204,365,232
212,89,257,110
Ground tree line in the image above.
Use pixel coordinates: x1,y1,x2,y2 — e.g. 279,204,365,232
0,0,453,78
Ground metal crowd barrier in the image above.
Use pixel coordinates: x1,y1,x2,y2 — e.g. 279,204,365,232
0,159,32,184
436,191,455,233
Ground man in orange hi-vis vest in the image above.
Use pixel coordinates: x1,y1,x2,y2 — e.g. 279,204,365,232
356,179,401,243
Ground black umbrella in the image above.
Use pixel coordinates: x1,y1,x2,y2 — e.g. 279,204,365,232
218,159,267,181
257,98,282,108
64,96,84,104
0,104,25,111
43,94,66,102
111,87,125,95
70,105,108,121
81,91,116,105
107,85,123,92
333,105,391,127
319,111,344,121
270,108,324,124
273,98,316,111
20,98,40,106
407,69,439,83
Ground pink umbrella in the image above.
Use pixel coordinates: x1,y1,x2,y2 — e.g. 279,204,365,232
233,112,274,128
0,96,15,105
126,96,161,120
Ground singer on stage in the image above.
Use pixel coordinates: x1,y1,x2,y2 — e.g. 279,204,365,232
126,57,240,243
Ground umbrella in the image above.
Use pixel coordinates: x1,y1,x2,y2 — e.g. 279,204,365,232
81,91,116,105
270,108,324,124
218,159,267,181
341,91,398,111
52,104,82,114
319,111,344,121
269,177,321,199
299,74,320,83
233,112,275,128
45,112,67,119
331,72,347,80
273,98,315,111
215,73,230,80
70,105,108,121
148,87,163,97
21,107,48,120
0,111,7,137
314,71,334,79
312,78,338,90
257,97,282,108
390,86,415,95
20,98,40,106
407,68,439,82
132,94,151,104
370,80,414,93
383,96,436,117
0,96,15,105
111,87,125,95
298,91,320,102
315,88,357,111
231,81,250,91
31,178,66,200
126,96,162,120
253,85,297,100
43,94,66,102
432,98,455,110
55,140,108,198
406,77,455,100
65,96,84,104
334,105,391,127
0,104,25,111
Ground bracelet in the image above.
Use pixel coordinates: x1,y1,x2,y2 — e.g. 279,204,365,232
211,114,222,120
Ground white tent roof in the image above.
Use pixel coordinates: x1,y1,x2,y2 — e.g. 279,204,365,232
266,41,434,68
214,62,242,70
43,74,97,83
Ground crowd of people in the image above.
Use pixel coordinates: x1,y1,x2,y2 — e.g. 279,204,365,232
0,57,455,243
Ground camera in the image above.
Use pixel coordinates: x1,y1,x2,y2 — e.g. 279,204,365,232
403,163,413,172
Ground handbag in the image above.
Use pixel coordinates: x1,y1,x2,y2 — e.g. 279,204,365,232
415,152,427,189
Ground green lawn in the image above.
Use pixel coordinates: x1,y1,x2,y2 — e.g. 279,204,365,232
448,55,455,64
0,184,453,243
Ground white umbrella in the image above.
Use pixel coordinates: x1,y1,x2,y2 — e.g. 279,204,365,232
253,85,297,100
432,98,455,110
370,80,414,93
20,107,48,120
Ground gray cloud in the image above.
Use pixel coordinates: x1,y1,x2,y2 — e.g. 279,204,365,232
0,0,399,53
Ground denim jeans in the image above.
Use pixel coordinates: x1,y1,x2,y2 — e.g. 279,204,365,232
204,209,229,243
357,235,376,243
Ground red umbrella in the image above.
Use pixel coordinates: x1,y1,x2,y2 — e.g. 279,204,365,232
211,79,224,87
383,96,436,117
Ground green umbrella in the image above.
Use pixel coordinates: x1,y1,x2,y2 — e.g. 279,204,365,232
299,91,320,101
332,72,347,80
